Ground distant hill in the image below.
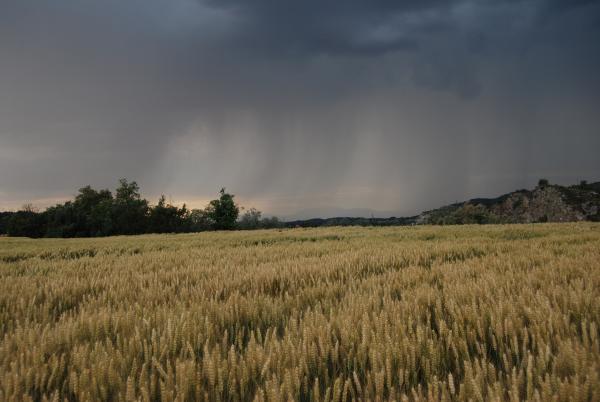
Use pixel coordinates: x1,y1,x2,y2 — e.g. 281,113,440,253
419,181,600,225
282,207,386,221
284,215,417,228
285,181,600,227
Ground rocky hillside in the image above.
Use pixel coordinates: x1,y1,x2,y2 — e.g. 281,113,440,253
420,181,600,224
282,180,600,227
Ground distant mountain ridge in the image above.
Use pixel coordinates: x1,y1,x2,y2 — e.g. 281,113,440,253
285,181,600,227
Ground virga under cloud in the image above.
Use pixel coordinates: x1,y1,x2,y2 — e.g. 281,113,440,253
1,0,599,217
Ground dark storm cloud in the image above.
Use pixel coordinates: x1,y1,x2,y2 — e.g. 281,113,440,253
203,0,450,55
1,0,599,216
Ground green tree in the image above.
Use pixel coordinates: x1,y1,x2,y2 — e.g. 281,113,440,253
239,207,262,230
32,186,113,237
206,188,239,230
437,203,501,225
188,209,212,232
7,204,46,238
261,216,282,229
0,212,14,235
148,195,190,233
73,186,113,236
111,179,149,235
44,202,77,237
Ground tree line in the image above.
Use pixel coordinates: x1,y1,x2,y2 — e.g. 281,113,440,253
0,179,281,238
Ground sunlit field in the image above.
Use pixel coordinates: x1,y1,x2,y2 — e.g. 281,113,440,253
1,224,599,401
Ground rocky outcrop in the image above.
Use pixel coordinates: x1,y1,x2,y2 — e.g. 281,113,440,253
490,187,582,223
422,182,600,224
281,181,600,227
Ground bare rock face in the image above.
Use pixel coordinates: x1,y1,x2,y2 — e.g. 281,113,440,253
531,187,584,222
490,187,583,223
582,202,598,217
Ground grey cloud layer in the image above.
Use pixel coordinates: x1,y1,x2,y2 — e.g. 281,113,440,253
1,0,599,216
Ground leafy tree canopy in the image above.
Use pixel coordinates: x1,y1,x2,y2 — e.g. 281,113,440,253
206,188,240,230
3,181,277,237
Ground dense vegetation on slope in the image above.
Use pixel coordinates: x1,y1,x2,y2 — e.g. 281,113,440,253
1,224,599,401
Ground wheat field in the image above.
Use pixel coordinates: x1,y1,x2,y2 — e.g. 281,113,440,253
0,224,599,401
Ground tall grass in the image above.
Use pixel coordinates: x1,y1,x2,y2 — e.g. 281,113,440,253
1,223,599,401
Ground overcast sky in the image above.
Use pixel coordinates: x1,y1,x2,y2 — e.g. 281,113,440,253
1,0,599,218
